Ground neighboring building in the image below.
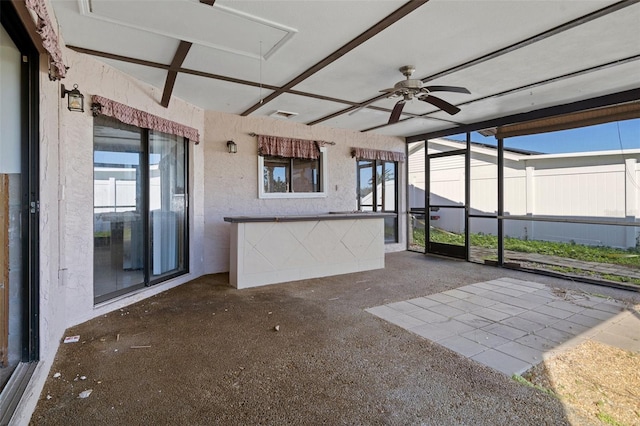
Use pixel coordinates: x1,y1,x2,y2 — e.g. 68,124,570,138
409,139,640,249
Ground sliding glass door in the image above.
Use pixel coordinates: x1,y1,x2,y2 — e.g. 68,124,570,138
93,118,146,301
94,117,188,303
0,2,40,404
149,131,186,281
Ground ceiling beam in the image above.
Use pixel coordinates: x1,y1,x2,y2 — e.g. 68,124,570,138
161,41,193,107
67,47,363,107
68,46,170,70
239,0,430,117
405,88,640,142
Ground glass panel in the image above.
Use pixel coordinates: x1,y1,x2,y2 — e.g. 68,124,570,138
503,119,640,219
374,162,383,210
408,142,425,252
470,144,498,216
469,217,498,265
381,162,395,211
501,119,639,287
428,207,465,246
427,137,465,155
93,116,144,301
503,220,639,287
382,162,397,243
382,216,397,244
291,158,319,192
358,160,374,211
149,131,187,279
409,211,426,252
0,24,23,376
263,156,289,193
429,155,465,206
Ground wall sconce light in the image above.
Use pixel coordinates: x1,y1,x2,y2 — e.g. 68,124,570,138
61,84,84,112
227,140,238,154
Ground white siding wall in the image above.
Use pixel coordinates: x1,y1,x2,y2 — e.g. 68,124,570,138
533,165,626,217
408,139,640,248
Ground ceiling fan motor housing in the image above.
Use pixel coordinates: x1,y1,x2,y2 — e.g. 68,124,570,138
394,79,423,91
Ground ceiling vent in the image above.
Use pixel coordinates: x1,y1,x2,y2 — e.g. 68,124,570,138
270,110,298,119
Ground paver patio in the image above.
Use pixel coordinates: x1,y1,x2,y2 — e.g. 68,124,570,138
367,277,640,376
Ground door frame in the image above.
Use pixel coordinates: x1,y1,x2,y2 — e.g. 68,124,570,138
425,134,470,260
0,0,40,405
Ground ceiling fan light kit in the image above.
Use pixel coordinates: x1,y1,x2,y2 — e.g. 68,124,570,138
381,65,470,124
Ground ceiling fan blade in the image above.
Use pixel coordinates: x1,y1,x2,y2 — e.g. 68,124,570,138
388,100,405,124
422,85,470,94
379,88,397,94
419,95,461,115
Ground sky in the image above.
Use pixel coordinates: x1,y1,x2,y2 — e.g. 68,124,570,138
452,118,640,155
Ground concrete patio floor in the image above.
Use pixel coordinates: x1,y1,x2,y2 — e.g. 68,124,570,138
31,252,640,425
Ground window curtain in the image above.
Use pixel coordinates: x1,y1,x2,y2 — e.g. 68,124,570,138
24,0,67,80
91,95,200,143
258,135,327,160
351,147,405,162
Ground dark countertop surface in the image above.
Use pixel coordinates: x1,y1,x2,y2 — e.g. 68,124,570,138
223,212,395,223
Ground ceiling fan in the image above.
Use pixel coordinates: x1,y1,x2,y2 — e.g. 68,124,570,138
381,65,470,124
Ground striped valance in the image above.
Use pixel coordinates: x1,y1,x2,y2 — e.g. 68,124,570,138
351,147,405,162
25,0,67,80
91,95,200,143
258,135,328,160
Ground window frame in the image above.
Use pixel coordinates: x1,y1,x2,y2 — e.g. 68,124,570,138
258,147,328,199
357,158,399,244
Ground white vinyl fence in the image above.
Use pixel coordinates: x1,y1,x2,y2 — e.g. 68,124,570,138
409,139,640,249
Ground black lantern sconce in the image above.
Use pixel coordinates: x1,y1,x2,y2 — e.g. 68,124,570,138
227,140,238,154
61,84,84,112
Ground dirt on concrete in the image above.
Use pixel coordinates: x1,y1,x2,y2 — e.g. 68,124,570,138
30,252,640,425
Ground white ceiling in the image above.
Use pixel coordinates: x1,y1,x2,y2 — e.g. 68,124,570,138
52,0,640,138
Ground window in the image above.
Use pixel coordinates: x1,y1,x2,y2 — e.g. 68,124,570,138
259,148,327,198
357,159,398,243
93,115,188,304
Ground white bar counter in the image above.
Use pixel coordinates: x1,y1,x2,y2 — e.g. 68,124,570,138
223,212,393,289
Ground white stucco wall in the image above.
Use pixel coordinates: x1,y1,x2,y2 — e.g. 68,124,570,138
201,112,406,274
15,34,406,424
56,48,206,326
15,46,207,424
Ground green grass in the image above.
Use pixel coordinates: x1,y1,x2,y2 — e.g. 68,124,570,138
596,411,625,426
512,374,556,398
412,228,640,268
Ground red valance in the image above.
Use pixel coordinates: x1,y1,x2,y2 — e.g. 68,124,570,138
351,147,405,162
25,0,67,80
91,95,200,143
258,135,328,160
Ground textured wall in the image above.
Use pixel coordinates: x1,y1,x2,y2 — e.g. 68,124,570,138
15,27,406,425
202,112,407,274
54,49,206,329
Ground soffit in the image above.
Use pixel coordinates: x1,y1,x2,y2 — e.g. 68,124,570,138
496,102,640,139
